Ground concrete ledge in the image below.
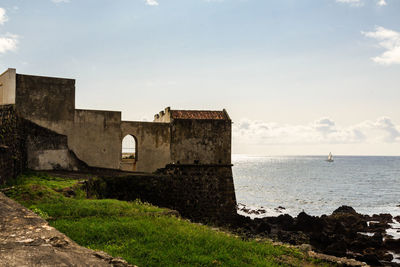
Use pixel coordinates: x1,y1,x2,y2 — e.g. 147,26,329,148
0,193,135,267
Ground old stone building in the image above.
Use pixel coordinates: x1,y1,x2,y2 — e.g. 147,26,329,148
0,68,232,173
0,68,237,223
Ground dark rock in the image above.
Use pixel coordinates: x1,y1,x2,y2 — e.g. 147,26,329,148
273,214,295,231
277,230,309,245
332,205,357,215
325,239,347,257
253,218,271,234
384,238,400,252
394,215,400,223
381,253,394,262
356,254,383,266
371,213,393,223
294,212,323,232
350,234,383,252
368,221,389,233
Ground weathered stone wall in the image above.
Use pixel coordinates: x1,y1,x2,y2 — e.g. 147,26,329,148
24,119,86,171
153,107,172,123
7,70,233,175
0,105,25,184
121,121,171,172
0,68,16,105
15,74,75,136
171,119,231,165
87,164,237,223
71,109,122,169
0,104,88,181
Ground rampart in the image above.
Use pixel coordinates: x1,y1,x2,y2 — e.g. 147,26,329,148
87,164,237,223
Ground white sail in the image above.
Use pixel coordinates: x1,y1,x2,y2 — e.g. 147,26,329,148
327,152,333,162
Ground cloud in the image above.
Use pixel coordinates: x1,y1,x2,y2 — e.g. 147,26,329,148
233,117,400,146
51,0,70,3
362,26,400,65
336,0,364,7
377,0,387,6
145,0,159,6
0,8,8,25
375,117,400,142
0,8,19,54
336,0,388,7
0,33,18,53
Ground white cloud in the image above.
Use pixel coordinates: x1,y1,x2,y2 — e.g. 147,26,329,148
51,0,70,3
336,0,388,7
0,33,18,53
336,0,364,7
233,117,400,146
375,117,400,142
362,26,400,65
377,0,387,6
146,0,159,6
0,8,8,25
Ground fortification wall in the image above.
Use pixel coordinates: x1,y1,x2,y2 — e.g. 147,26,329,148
0,104,88,181
0,69,16,105
121,121,171,172
15,74,75,136
70,109,122,169
87,164,237,223
0,105,24,184
153,107,172,122
171,119,231,165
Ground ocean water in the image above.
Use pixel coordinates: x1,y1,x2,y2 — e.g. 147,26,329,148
232,155,400,217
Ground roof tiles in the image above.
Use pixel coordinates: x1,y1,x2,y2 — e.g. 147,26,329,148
171,110,229,120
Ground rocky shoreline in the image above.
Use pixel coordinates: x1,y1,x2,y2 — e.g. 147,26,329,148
232,205,400,266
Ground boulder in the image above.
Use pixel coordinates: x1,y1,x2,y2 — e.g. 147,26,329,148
332,206,358,215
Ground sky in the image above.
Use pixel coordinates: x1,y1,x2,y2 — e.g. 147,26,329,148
0,0,399,155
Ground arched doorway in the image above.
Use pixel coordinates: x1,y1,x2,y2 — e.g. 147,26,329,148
121,134,138,171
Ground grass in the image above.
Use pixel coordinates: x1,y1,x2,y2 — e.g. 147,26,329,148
2,172,333,267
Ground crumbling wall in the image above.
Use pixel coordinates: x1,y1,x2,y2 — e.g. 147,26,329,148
87,164,237,223
121,121,171,172
170,119,231,165
0,105,25,184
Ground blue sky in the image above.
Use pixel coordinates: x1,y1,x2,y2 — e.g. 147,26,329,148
1,0,399,155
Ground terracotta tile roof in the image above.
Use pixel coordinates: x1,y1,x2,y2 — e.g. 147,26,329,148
171,110,229,120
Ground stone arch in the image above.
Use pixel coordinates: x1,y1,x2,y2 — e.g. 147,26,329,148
120,134,138,171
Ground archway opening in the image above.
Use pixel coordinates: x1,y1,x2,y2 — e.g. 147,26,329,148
121,134,137,171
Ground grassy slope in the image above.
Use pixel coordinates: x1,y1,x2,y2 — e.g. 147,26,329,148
3,173,332,267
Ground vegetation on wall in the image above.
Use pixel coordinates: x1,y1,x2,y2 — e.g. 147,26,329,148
0,105,25,184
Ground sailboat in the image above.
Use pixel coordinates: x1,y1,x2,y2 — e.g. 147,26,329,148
326,152,334,162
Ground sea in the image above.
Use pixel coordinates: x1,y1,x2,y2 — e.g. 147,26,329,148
232,155,400,218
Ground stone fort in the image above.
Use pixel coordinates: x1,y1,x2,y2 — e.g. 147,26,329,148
0,68,237,222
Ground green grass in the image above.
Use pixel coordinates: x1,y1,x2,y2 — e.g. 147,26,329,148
3,172,332,267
